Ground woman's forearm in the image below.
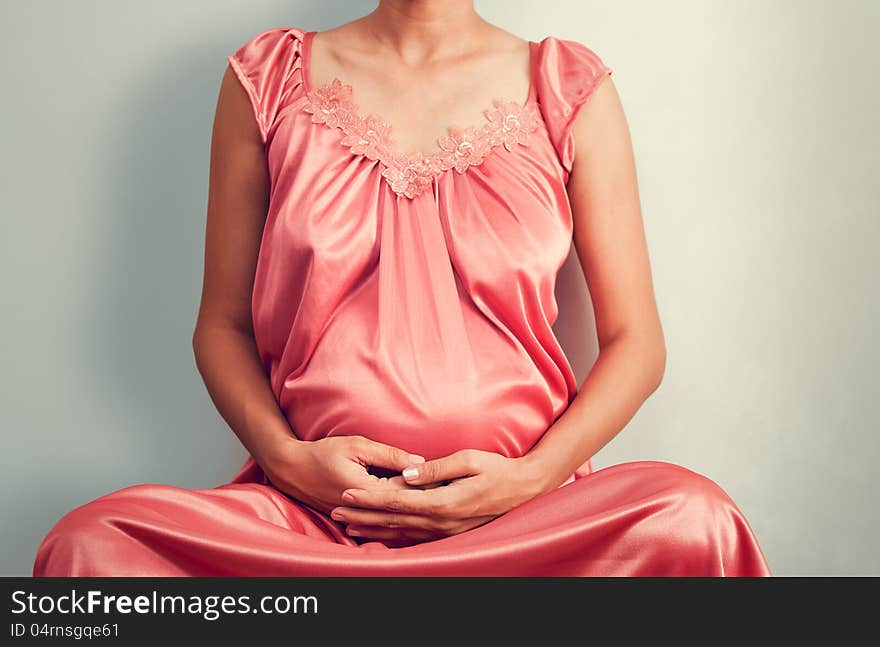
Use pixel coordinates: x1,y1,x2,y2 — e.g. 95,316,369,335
519,331,666,492
192,325,301,470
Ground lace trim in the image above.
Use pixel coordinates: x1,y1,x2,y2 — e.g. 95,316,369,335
302,78,541,199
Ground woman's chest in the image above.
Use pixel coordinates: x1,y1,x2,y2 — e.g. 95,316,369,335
263,108,573,294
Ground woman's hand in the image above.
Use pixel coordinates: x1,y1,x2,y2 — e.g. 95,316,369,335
261,434,426,516
329,449,551,545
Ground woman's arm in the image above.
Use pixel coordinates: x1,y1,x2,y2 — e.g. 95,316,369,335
191,66,297,471
192,66,423,511
519,74,666,492
330,75,667,542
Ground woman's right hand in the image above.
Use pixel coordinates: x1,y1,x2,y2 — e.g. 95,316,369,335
260,435,426,515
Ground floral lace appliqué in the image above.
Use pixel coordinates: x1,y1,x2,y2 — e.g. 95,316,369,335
303,78,357,130
302,78,541,199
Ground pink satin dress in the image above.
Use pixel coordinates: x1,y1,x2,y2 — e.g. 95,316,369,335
33,27,771,576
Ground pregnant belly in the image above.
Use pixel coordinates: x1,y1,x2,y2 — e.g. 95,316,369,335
276,324,558,462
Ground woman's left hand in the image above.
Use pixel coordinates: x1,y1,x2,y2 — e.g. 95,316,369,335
329,449,550,545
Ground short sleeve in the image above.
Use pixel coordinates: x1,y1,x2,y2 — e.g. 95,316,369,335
534,37,613,178
227,27,305,144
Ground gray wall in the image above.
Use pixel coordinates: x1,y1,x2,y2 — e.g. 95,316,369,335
2,1,877,575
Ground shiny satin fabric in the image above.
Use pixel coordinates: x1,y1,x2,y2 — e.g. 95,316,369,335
246,28,600,473
32,27,772,576
34,461,769,576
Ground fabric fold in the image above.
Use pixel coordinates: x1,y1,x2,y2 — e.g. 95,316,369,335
32,26,771,577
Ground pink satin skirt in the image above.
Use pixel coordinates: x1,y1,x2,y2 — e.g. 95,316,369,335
33,459,771,576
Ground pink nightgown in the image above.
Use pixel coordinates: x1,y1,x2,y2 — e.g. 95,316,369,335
33,26,771,576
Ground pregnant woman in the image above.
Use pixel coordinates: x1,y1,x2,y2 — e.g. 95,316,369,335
33,1,771,576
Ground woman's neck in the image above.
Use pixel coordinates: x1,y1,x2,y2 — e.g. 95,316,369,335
361,0,486,63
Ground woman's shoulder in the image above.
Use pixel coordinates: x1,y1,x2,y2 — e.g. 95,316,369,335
228,26,307,66
532,35,614,177
534,35,612,93
226,26,309,144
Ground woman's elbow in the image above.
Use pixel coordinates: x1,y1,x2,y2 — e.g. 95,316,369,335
600,323,666,394
191,324,205,358
191,322,216,373
645,330,667,394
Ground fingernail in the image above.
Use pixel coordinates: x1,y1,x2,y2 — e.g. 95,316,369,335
341,490,355,502
330,509,346,522
348,528,361,536
408,454,426,463
402,467,419,480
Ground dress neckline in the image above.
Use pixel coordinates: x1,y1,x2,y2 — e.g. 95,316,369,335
298,29,542,199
